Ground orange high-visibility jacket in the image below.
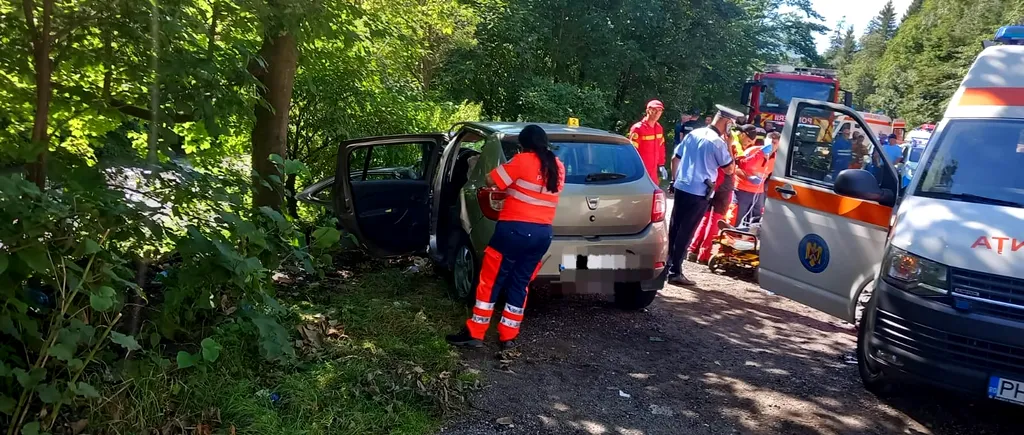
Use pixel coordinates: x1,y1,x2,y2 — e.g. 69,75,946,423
489,153,566,225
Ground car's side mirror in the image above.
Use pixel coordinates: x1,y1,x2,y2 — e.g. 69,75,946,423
834,169,895,206
842,90,854,107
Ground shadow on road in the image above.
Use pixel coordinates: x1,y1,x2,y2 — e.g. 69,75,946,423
438,264,1020,435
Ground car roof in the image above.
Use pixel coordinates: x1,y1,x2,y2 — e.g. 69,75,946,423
464,122,629,144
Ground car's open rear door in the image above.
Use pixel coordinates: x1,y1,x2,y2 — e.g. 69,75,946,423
335,134,446,257
759,99,899,322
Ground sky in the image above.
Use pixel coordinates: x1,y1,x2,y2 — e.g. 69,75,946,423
807,0,914,53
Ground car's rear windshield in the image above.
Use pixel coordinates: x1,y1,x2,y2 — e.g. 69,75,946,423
914,119,1024,208
502,140,645,184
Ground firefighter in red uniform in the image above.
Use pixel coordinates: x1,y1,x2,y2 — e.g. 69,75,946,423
446,125,565,351
628,100,667,183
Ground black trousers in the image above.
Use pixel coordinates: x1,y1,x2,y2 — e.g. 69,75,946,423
667,191,710,276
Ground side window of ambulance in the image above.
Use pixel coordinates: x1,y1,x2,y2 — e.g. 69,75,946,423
787,105,888,190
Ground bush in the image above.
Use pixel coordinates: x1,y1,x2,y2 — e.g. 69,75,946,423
0,153,339,433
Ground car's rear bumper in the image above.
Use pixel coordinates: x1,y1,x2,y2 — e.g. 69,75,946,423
534,221,668,293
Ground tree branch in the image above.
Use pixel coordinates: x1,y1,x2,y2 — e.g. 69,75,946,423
22,0,38,41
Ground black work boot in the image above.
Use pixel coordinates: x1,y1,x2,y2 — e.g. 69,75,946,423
445,327,483,348
499,340,517,352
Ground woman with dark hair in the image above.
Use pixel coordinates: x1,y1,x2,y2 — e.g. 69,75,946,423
446,124,565,351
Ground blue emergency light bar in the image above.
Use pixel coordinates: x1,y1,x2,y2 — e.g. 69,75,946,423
994,25,1024,45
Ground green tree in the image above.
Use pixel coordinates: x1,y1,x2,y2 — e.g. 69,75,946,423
866,0,899,41
903,0,924,22
866,0,1023,124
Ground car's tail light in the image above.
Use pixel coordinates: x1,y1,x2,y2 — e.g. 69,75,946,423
477,186,506,220
651,189,666,222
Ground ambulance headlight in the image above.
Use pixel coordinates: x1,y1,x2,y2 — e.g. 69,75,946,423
883,246,949,296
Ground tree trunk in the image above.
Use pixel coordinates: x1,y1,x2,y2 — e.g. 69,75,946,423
251,31,299,210
126,258,148,336
24,0,54,189
285,173,298,219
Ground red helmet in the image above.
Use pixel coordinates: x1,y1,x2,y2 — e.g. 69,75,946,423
646,100,664,110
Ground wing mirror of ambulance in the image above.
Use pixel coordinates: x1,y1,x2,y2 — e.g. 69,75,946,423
833,169,896,207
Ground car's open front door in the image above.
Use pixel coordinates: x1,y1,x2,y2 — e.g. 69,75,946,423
759,99,900,322
334,134,446,257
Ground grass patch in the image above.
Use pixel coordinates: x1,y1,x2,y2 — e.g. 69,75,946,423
95,258,475,434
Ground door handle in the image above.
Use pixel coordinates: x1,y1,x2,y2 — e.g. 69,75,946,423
775,185,797,198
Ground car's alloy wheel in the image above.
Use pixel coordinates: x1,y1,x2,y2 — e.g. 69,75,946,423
453,243,476,303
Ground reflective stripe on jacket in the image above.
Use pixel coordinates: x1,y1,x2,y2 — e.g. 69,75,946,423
489,152,566,225
628,121,665,182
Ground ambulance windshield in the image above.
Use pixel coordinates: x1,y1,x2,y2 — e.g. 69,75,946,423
914,119,1024,208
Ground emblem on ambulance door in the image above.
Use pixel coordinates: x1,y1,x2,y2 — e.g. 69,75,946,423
587,197,599,210
798,233,830,274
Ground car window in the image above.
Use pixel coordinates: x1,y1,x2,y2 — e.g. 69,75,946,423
348,142,431,182
455,130,486,151
503,140,645,185
786,105,890,189
914,119,1024,208
909,147,924,163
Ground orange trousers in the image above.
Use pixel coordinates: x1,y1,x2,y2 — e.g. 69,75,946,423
466,221,552,342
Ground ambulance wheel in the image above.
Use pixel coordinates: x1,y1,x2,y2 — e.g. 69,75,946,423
857,298,893,396
614,283,657,311
450,232,478,307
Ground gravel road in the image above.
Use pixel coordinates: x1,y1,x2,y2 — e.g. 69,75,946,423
437,263,1021,435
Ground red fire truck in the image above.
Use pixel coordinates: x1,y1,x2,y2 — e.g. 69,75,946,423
739,64,853,131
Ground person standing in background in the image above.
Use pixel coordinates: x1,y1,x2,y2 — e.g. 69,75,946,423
628,100,668,183
674,112,691,146
882,133,903,165
675,109,704,146
733,128,772,225
667,105,744,286
830,124,854,181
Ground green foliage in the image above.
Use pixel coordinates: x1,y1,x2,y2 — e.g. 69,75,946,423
0,173,140,432
2,0,838,432
835,0,1024,123
0,154,335,432
96,264,475,434
436,0,826,130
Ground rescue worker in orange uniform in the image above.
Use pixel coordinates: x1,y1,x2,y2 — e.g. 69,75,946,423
733,127,771,225
446,125,565,351
628,100,667,183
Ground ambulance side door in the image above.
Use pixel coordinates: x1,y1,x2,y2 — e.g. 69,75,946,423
759,99,899,323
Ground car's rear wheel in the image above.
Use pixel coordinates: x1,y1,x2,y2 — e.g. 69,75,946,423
450,232,478,306
614,282,657,310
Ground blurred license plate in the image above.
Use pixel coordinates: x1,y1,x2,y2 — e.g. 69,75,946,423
560,254,626,270
989,376,1024,405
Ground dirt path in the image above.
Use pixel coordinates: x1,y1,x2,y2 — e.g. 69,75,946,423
438,265,1020,435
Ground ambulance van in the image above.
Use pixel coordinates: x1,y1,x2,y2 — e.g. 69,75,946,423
759,25,1024,404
